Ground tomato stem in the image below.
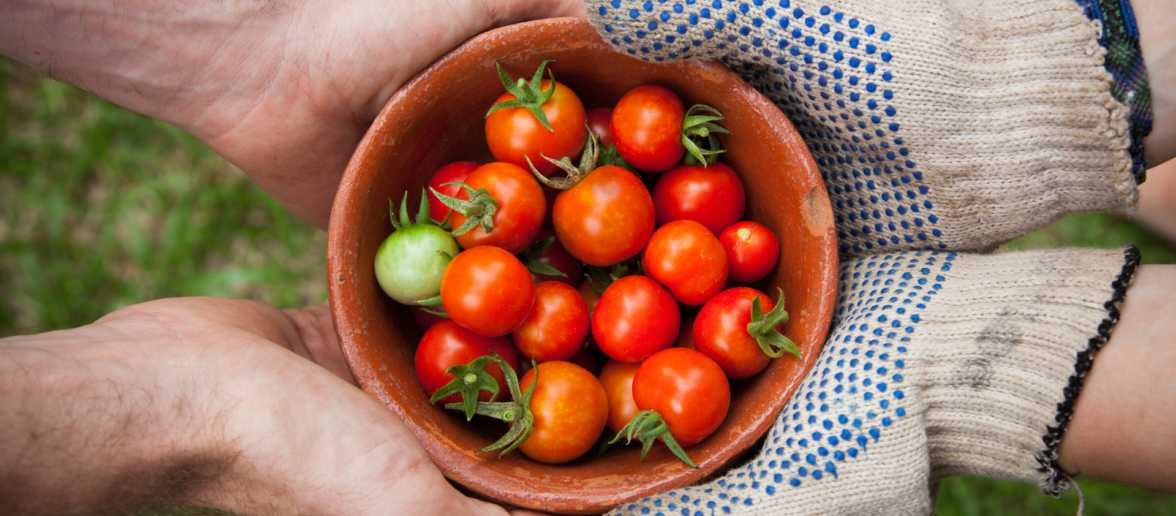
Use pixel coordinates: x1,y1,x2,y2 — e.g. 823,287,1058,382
525,127,600,190
443,356,539,457
430,355,503,421
597,142,630,169
429,182,499,237
389,189,441,230
681,104,729,166
486,60,558,132
608,410,697,467
746,287,800,358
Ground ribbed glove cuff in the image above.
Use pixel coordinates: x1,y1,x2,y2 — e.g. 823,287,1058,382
912,247,1139,494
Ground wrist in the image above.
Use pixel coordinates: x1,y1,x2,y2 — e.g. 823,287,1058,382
0,319,234,514
911,248,1139,495
1133,0,1176,165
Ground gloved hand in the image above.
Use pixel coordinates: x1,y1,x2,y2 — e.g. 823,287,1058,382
591,0,1146,255
585,0,1152,513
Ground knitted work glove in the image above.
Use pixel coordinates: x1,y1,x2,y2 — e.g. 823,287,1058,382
590,0,1145,256
609,247,1138,515
584,0,1153,514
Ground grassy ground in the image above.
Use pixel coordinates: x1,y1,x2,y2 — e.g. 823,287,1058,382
2,60,1174,514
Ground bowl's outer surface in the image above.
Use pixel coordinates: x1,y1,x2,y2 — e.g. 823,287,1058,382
328,17,837,514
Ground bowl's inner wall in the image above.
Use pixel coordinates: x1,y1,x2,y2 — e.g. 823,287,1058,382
333,19,834,513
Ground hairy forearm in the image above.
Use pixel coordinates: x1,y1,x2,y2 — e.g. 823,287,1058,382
1135,0,1176,165
1060,265,1176,491
0,321,232,515
0,0,293,139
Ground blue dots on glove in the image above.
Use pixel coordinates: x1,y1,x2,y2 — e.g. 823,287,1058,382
593,1,947,256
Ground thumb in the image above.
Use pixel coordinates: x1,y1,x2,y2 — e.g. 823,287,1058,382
477,0,586,26
282,304,354,384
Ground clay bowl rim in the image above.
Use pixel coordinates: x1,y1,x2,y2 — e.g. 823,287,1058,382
327,16,838,514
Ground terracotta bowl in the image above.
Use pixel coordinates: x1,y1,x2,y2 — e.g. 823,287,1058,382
327,17,837,515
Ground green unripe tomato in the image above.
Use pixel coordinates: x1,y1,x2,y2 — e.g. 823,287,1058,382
374,223,458,304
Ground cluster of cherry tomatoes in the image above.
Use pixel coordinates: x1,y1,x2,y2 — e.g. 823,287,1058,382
374,61,796,466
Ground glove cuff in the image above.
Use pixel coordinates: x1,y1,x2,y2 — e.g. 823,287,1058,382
1076,0,1153,182
915,247,1140,494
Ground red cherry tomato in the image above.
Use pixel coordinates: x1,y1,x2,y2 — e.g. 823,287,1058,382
611,85,685,172
586,107,615,147
447,162,546,253
692,287,777,379
553,165,655,266
486,80,586,176
513,281,590,362
653,163,746,233
427,161,477,223
414,321,520,403
599,360,641,432
441,246,534,336
632,348,730,446
519,361,608,463
719,221,780,283
642,220,728,305
525,229,583,285
592,275,680,362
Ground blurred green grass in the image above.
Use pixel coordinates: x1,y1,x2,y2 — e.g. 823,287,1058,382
0,61,326,335
2,60,1173,514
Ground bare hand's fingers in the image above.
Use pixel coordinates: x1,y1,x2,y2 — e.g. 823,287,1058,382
100,297,355,383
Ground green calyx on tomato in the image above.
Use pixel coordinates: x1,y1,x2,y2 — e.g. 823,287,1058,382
747,288,800,358
525,127,600,190
583,260,639,295
597,142,630,169
486,60,558,132
430,354,502,421
607,409,697,468
374,190,459,306
429,182,499,238
521,235,567,279
681,104,729,166
444,355,538,457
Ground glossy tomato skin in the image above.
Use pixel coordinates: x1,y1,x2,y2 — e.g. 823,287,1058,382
642,220,729,306
592,275,680,362
486,80,586,176
693,287,774,379
513,281,590,361
518,361,608,464
599,360,641,432
611,85,685,172
373,223,458,305
586,107,615,147
553,165,654,266
719,221,780,283
427,161,477,223
633,348,730,446
414,321,520,404
529,228,583,285
449,162,545,253
441,246,534,336
653,163,746,234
